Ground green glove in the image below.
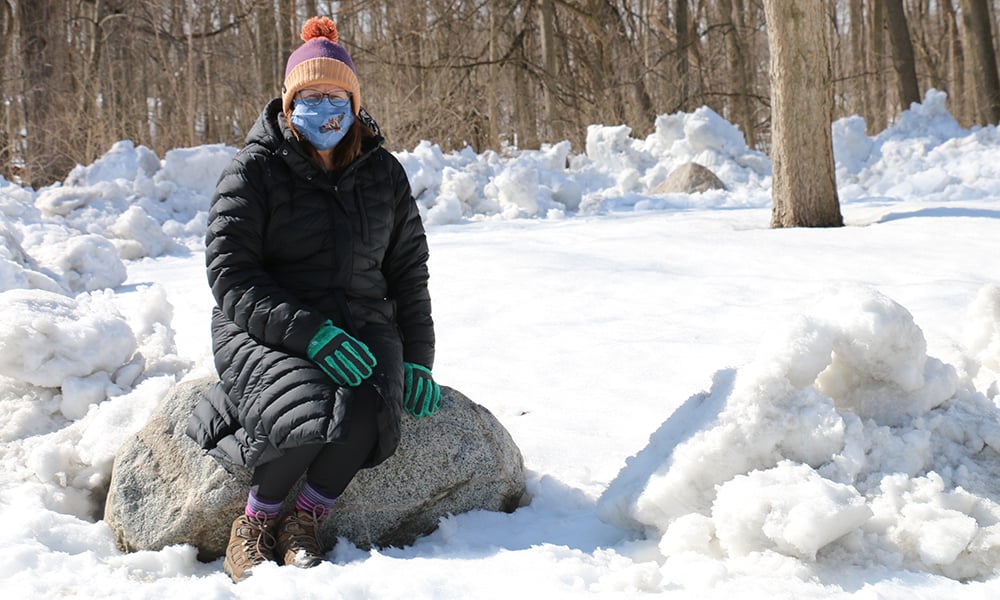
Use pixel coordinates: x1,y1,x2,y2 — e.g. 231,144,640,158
403,362,441,418
306,321,377,387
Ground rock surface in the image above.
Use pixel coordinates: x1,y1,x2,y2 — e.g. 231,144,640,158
104,376,525,560
650,162,726,194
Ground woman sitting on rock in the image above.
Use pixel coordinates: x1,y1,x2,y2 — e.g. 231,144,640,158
186,16,440,583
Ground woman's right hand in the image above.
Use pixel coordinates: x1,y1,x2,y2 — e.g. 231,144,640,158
306,321,377,386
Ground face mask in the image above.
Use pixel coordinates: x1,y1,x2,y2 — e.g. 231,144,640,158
290,98,355,150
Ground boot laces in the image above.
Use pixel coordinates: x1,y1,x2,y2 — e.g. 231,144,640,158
238,511,276,563
285,506,324,555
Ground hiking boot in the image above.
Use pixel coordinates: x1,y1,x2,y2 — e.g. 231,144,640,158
275,508,326,568
223,512,277,583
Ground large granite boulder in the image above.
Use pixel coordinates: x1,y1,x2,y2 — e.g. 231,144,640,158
649,162,726,195
104,376,525,561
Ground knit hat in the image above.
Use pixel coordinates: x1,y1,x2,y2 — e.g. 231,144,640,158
282,17,361,116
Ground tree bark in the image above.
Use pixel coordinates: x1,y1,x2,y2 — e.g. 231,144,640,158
884,0,922,108
720,0,756,148
941,0,967,124
848,0,869,121
675,0,691,112
539,0,559,141
958,0,1000,123
868,0,888,133
16,0,75,186
514,31,539,149
763,0,843,228
0,0,11,176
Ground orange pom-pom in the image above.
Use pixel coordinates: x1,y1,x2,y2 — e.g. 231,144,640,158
300,16,338,43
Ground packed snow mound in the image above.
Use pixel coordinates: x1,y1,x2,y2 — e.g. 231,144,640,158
598,286,1000,580
0,289,137,389
32,141,232,255
835,89,1000,203
0,284,187,521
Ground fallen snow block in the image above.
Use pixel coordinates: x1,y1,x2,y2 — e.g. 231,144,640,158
711,462,873,559
104,376,525,560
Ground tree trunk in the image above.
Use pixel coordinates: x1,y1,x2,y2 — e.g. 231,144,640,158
256,0,280,99
848,0,869,121
959,0,1000,123
0,0,12,178
720,0,756,148
868,0,888,133
884,0,921,108
941,0,967,124
514,32,538,149
763,0,843,228
488,6,500,148
675,0,690,111
539,0,559,141
16,1,75,186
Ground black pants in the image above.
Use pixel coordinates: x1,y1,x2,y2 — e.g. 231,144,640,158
250,385,379,502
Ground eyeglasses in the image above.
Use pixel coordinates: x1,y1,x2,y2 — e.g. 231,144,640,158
296,89,352,107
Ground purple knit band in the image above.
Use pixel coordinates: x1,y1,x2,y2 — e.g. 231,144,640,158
295,481,337,517
285,38,356,78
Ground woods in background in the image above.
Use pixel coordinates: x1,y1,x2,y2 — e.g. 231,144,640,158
1,0,999,188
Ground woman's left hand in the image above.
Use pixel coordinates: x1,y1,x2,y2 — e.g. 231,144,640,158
402,362,441,418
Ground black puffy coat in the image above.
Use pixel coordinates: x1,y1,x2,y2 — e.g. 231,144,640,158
186,99,434,470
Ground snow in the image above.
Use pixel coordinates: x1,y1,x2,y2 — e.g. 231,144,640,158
1,89,1000,597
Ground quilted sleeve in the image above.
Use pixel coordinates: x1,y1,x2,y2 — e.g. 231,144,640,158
381,152,435,369
205,149,326,354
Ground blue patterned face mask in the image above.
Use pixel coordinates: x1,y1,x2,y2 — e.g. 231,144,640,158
290,97,355,150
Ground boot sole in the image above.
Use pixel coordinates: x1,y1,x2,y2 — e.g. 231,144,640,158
223,555,249,583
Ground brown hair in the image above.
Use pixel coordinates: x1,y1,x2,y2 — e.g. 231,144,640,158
326,120,368,170
288,117,375,171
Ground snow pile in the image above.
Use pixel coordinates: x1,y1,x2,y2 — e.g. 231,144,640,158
0,283,188,522
835,89,1000,203
400,105,774,224
33,141,233,256
964,285,1000,397
598,286,1000,581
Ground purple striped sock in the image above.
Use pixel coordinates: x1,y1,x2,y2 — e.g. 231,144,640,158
245,490,283,519
295,482,337,517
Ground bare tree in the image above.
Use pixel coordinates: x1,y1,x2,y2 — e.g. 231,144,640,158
884,0,921,108
674,0,691,111
539,0,560,141
959,0,1000,123
2,1,999,185
763,0,843,228
719,0,757,148
941,0,968,123
16,1,76,186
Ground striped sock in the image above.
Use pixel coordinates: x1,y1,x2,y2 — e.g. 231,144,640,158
245,490,283,520
295,482,337,517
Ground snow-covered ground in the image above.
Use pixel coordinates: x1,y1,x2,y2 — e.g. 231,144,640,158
1,89,999,598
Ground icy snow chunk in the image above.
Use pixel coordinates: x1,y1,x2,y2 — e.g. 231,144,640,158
832,115,875,175
0,289,136,387
586,124,652,177
109,206,184,259
60,372,121,420
62,140,160,188
153,144,233,193
0,223,63,293
598,287,1000,579
964,284,1000,373
870,473,986,573
712,462,872,560
814,289,957,425
29,233,126,292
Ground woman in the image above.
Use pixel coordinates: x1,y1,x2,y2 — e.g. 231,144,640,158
186,16,440,583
